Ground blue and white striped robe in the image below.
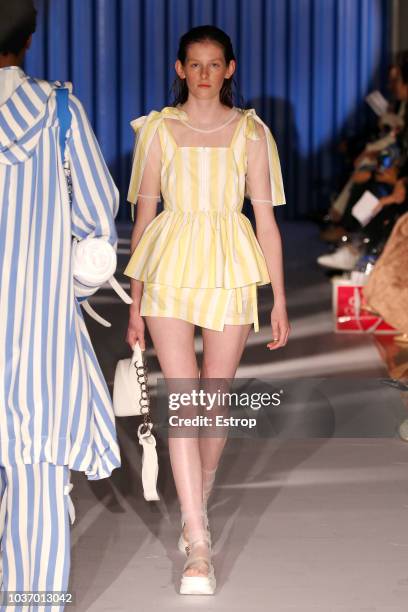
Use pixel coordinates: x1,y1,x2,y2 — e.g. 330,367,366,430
0,70,121,480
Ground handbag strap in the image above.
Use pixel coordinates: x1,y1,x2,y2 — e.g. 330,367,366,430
133,343,153,432
55,85,72,163
55,85,86,307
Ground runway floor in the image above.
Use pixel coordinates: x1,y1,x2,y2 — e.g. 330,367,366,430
70,219,408,611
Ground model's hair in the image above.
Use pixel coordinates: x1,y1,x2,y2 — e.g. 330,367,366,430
171,25,238,108
0,0,37,56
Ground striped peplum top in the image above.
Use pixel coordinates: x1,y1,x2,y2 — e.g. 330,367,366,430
124,106,286,327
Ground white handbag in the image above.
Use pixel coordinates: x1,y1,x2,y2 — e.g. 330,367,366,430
71,236,116,287
113,342,160,501
71,237,133,327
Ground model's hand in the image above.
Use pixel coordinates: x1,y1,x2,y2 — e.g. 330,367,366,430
126,306,146,350
267,302,290,350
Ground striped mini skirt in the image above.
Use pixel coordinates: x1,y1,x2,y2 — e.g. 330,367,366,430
140,283,260,332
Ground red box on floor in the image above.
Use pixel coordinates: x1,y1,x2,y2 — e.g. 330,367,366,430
332,279,398,334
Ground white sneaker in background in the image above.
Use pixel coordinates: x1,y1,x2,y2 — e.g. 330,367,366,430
399,418,408,441
317,244,362,271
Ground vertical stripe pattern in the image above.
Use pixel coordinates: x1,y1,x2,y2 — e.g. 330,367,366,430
124,106,281,332
25,0,390,221
0,463,71,612
0,70,121,479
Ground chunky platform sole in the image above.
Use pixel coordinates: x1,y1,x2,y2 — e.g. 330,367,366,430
179,569,216,595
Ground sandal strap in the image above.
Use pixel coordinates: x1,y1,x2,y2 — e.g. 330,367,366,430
180,507,209,530
181,515,210,531
202,467,217,501
183,539,212,571
186,536,210,550
183,555,211,572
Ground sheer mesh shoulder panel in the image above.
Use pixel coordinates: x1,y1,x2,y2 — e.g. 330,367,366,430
137,129,161,200
163,110,243,148
127,114,162,222
128,127,161,203
245,120,286,206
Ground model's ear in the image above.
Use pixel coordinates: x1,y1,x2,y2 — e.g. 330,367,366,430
225,59,236,80
25,35,33,50
175,59,186,80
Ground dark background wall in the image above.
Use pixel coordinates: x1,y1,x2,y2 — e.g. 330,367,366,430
26,0,391,220
395,0,408,55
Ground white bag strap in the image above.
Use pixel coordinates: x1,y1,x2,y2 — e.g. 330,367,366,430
81,301,112,327
108,275,133,304
64,481,76,525
138,423,160,501
77,274,133,326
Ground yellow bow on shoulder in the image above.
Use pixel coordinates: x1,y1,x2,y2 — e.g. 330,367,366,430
128,107,189,218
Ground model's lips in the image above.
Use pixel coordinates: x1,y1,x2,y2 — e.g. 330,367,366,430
198,84,211,87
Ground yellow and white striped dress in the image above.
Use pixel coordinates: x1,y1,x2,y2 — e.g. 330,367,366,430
124,106,286,332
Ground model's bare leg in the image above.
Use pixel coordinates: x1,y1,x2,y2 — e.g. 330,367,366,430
182,323,252,544
144,316,208,578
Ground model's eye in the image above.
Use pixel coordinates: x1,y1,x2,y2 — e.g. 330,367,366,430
191,63,199,68
211,63,221,68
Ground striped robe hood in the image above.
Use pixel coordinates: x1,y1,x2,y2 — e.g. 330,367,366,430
0,74,57,165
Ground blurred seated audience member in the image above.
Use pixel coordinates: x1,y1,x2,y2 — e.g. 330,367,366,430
316,54,408,271
362,210,408,342
316,177,408,271
319,53,408,240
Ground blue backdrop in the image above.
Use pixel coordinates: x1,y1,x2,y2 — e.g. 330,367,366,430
26,0,391,220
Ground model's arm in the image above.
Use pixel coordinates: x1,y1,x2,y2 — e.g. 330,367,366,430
129,202,158,312
246,124,290,348
67,94,119,299
253,205,286,305
126,129,162,349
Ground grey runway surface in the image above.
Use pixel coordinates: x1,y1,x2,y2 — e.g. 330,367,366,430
69,220,408,611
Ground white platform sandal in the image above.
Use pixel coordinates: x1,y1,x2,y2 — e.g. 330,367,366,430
180,538,216,595
179,512,216,595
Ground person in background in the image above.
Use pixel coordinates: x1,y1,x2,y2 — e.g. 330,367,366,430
0,1,121,608
319,55,408,245
317,54,408,272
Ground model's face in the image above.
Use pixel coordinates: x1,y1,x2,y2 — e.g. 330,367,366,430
175,40,235,101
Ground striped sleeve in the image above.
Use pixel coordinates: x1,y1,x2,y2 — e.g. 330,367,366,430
66,94,119,298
